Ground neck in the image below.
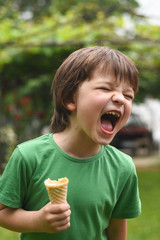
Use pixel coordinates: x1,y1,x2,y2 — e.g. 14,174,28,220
53,130,101,159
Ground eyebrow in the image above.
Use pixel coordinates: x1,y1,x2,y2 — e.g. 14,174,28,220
105,79,134,92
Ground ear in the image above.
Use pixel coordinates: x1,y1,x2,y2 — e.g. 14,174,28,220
65,101,77,111
62,93,77,111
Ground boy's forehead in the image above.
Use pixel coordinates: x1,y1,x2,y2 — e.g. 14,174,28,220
90,69,134,90
90,68,117,82
91,65,116,79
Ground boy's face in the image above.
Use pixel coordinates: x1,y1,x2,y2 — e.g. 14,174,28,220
67,70,134,147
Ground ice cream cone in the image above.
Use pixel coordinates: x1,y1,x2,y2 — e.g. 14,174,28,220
44,177,69,204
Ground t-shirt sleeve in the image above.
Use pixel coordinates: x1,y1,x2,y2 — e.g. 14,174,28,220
111,163,141,219
0,147,28,208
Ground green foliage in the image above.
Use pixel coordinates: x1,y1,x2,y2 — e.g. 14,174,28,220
0,125,17,172
0,0,160,146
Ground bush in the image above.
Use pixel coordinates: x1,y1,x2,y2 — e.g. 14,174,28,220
0,125,17,173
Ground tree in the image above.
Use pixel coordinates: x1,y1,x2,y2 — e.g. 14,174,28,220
0,0,160,143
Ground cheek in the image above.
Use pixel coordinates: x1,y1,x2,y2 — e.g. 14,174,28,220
123,104,132,123
77,94,102,114
77,106,95,123
127,103,132,116
76,101,99,130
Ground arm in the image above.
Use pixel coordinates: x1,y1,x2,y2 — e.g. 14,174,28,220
0,202,71,233
106,218,127,240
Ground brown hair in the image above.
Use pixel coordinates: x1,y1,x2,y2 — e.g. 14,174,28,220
51,46,139,132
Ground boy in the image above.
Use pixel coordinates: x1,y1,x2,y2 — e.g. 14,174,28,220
0,46,141,240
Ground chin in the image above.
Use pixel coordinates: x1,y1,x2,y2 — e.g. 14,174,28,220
97,137,114,146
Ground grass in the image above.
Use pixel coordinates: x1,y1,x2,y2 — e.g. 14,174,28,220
128,169,160,240
0,169,160,239
0,228,19,240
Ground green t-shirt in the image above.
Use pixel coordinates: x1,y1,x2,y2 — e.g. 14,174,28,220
0,133,141,240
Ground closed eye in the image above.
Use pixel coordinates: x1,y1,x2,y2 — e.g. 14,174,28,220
99,87,111,91
124,94,134,100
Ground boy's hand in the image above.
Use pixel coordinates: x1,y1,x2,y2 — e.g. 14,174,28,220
37,202,71,233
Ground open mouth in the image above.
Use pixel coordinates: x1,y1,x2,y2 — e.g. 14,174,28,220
101,111,120,133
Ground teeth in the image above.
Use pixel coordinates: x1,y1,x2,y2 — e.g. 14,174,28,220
106,112,120,118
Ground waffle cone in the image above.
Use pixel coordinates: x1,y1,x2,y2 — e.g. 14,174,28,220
44,177,69,204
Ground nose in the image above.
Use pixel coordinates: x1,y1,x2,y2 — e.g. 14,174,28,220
112,92,125,105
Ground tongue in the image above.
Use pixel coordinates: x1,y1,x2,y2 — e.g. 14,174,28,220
101,119,113,132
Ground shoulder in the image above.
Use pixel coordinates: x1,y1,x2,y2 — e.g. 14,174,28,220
17,133,52,155
11,133,54,167
104,144,132,160
103,144,136,175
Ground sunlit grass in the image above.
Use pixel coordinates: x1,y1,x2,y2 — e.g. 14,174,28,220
0,227,19,240
128,170,160,240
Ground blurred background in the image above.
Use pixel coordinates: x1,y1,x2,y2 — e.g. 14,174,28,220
0,0,160,239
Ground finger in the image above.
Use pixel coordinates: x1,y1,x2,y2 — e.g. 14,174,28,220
52,208,71,222
54,215,70,227
55,220,71,233
49,203,70,214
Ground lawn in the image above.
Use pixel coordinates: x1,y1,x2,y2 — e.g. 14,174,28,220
128,169,160,240
0,169,160,239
